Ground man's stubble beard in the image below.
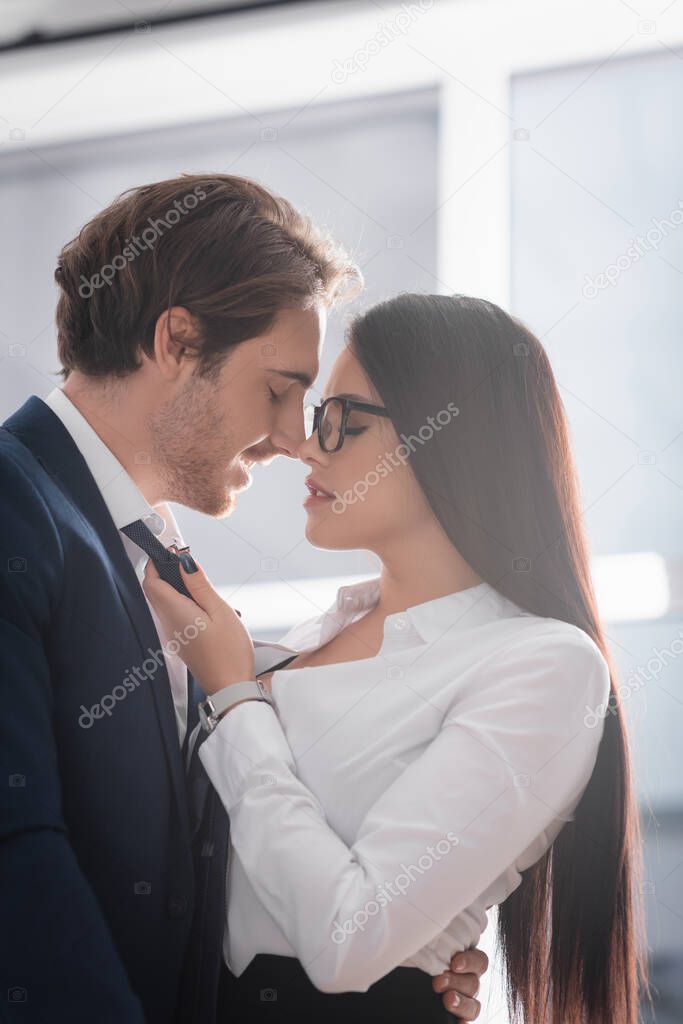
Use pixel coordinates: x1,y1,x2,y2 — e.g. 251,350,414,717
148,373,237,517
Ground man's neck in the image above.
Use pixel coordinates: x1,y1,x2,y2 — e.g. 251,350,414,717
61,374,162,505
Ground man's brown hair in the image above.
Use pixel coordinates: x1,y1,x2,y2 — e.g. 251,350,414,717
54,173,361,379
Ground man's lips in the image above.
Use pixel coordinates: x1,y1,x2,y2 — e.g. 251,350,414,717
239,454,269,470
246,453,277,468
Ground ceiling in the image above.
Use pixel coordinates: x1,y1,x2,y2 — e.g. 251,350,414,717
0,0,312,50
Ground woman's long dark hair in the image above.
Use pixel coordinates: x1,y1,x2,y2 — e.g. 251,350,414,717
349,293,648,1024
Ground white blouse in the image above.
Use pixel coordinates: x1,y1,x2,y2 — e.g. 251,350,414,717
199,578,610,993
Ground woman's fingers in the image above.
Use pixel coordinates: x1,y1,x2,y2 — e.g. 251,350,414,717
440,988,481,1020
450,949,489,977
433,966,482,1020
142,560,205,628
177,559,227,618
433,971,480,999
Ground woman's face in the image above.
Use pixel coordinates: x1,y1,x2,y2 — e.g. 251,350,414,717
297,345,434,553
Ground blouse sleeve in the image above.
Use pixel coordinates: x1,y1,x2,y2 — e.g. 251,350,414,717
199,627,610,993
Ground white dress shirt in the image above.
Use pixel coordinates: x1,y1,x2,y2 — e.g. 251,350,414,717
200,577,611,992
44,387,190,745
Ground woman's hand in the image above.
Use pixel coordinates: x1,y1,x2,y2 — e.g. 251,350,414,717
142,559,254,694
432,948,488,1019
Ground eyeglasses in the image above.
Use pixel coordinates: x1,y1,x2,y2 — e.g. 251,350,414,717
304,396,390,453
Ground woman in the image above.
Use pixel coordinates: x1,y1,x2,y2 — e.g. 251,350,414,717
145,293,647,1023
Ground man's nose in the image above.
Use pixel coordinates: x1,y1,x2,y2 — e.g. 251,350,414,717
271,404,310,459
272,441,298,460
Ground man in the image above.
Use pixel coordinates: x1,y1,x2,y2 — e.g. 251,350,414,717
0,174,487,1022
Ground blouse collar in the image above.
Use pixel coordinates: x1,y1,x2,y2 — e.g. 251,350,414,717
275,576,529,658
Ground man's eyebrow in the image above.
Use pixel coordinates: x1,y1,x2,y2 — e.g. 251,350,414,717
271,370,314,389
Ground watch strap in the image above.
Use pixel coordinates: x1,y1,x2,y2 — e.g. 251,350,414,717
199,680,273,732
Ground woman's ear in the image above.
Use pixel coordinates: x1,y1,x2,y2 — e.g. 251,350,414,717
153,306,202,381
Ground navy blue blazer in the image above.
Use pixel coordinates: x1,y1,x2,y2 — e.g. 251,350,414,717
0,396,228,1023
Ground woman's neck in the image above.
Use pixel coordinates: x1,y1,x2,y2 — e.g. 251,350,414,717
372,528,483,620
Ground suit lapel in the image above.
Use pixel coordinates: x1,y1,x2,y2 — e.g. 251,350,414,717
3,396,192,842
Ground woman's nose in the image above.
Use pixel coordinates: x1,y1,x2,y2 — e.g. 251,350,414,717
296,431,324,464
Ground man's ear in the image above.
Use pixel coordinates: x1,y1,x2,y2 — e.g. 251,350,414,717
153,306,202,381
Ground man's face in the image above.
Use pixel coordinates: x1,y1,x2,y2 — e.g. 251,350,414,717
149,305,325,516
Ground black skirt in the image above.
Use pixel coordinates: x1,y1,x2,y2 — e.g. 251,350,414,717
217,954,452,1024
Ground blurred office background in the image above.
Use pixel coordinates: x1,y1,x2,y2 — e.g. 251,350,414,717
0,1,681,1019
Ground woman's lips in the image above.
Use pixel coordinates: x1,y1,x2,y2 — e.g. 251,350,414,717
303,492,334,509
304,479,335,508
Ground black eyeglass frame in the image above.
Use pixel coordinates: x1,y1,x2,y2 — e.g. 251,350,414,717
307,395,390,453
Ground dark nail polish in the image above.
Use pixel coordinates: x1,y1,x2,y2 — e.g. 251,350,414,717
180,554,198,573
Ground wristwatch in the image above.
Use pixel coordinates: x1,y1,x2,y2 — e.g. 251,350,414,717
198,679,274,734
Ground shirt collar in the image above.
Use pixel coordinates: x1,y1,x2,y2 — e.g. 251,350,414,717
44,387,185,545
401,581,525,644
258,578,527,675
301,577,526,649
